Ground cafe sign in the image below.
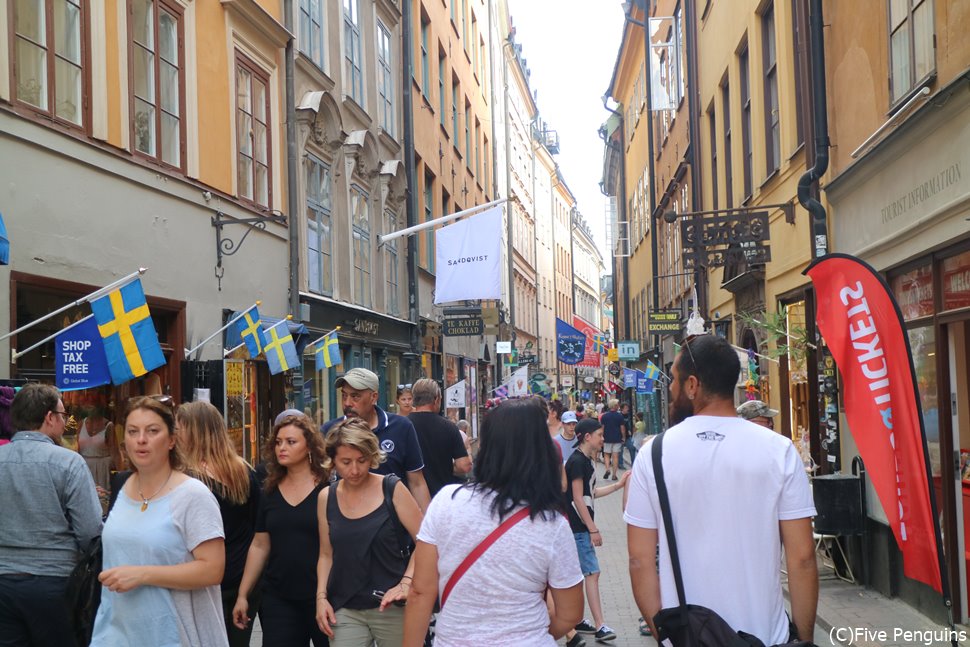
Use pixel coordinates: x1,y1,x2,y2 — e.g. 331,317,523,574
443,317,485,336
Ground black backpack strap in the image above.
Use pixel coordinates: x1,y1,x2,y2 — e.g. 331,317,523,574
382,474,411,559
107,470,133,517
651,433,688,609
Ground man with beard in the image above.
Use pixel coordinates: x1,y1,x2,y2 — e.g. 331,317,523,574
322,368,431,512
623,335,818,646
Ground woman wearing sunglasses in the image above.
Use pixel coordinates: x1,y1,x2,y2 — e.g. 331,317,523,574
395,385,413,417
316,419,422,646
91,396,228,646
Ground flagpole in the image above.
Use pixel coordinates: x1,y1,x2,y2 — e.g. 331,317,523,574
185,301,261,357
306,325,341,350
11,314,95,362
1,268,147,343
377,198,507,247
729,343,780,364
224,342,246,357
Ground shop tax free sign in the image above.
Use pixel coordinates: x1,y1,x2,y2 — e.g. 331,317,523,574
55,317,112,390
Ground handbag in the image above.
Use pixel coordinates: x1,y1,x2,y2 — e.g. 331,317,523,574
650,432,815,647
66,535,102,646
440,506,531,607
382,474,413,560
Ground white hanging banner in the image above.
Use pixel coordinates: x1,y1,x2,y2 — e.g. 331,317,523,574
445,380,466,408
434,206,503,304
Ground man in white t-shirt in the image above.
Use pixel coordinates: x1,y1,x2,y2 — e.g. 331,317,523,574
624,335,818,645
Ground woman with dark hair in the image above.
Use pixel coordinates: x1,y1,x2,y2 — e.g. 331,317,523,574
232,414,329,646
395,384,413,417
91,396,228,646
177,401,261,647
402,399,584,646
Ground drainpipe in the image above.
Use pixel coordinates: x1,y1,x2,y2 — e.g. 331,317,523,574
402,0,421,370
284,0,299,319
600,98,631,341
796,0,830,258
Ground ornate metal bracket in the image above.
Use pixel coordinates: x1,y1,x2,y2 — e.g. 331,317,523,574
212,210,287,290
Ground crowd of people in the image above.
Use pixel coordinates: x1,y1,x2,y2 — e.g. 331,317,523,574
0,334,818,647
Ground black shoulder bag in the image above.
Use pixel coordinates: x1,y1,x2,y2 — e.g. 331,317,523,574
382,474,413,559
650,433,813,647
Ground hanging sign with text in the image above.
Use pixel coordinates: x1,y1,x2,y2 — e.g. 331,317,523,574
55,317,112,391
443,317,485,336
648,310,683,333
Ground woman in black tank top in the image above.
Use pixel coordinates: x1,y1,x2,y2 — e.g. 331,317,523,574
315,419,423,646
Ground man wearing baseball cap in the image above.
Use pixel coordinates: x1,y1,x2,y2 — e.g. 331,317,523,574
553,410,579,464
322,367,431,511
736,400,779,430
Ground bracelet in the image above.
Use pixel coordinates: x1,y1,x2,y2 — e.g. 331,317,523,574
590,530,601,534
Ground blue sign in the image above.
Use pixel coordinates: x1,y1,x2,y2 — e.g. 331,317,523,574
635,370,655,395
623,368,638,388
55,317,112,391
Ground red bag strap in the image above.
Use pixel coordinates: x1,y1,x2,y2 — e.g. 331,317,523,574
440,506,531,608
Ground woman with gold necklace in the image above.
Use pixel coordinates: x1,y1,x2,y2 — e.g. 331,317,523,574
90,396,229,646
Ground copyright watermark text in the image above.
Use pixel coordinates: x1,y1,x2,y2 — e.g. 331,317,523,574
828,626,967,646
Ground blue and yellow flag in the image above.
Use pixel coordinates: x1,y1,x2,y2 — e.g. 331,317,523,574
264,319,300,375
315,331,342,371
90,278,166,385
234,305,267,358
592,333,607,354
645,360,660,380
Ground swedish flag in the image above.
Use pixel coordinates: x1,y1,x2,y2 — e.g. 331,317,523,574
645,360,660,380
315,331,342,371
264,320,300,375
90,278,166,385
592,333,607,354
235,305,267,358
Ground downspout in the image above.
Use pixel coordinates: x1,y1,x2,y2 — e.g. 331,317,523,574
284,0,299,319
796,0,830,258
600,98,631,341
402,0,421,368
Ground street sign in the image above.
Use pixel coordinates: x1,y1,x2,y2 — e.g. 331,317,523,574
443,317,484,336
648,310,682,333
518,352,536,365
561,375,574,387
617,341,640,361
607,347,619,362
531,372,548,381
496,341,512,354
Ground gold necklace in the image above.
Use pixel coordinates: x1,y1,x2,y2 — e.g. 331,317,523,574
138,470,174,512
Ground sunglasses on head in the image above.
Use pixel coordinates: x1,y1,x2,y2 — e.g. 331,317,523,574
397,383,412,390
128,394,175,409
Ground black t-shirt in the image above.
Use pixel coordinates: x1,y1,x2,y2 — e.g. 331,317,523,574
408,412,468,498
255,483,325,600
601,410,626,443
212,468,261,590
564,450,595,533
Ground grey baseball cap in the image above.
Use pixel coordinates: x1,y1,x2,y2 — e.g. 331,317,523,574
335,367,379,392
737,400,779,420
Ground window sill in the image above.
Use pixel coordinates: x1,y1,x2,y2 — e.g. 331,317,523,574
342,94,371,127
421,93,435,114
887,72,936,117
439,123,450,140
786,141,805,163
758,167,779,190
378,129,401,154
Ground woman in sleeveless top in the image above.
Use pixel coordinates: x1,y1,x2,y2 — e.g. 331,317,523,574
233,414,329,647
315,418,422,647
176,401,261,647
78,406,115,490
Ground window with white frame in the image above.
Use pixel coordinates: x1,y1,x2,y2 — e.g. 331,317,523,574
343,0,363,104
236,53,271,207
306,156,333,295
299,0,325,70
889,0,934,104
351,185,371,307
385,210,400,315
132,0,184,168
377,21,394,137
12,0,87,128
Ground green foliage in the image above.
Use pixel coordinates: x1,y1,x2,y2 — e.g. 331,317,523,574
736,307,815,361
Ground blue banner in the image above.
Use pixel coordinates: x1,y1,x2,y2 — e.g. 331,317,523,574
623,368,638,388
556,318,586,365
636,370,655,394
55,317,112,391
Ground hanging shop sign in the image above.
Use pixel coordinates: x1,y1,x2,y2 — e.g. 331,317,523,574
648,310,683,333
617,341,640,361
681,211,772,269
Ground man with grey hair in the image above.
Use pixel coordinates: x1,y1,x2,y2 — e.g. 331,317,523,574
408,379,471,498
322,367,431,511
0,384,103,646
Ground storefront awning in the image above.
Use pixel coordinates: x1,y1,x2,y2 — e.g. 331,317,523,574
0,213,9,265
225,312,310,354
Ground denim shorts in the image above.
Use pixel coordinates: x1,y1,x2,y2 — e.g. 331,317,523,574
573,531,601,576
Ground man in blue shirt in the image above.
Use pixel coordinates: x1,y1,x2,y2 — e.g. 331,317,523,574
322,368,431,511
0,384,103,647
600,399,626,480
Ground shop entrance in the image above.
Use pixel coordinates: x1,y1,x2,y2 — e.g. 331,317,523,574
944,318,970,619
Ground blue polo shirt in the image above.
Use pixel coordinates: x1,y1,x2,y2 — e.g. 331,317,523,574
322,406,425,481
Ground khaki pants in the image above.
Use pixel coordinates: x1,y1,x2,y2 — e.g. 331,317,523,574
332,606,405,647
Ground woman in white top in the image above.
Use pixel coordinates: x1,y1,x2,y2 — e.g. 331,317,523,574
402,399,584,647
78,406,116,490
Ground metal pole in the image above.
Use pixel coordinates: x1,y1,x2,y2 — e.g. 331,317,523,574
402,0,421,376
377,198,508,246
1,268,147,342
503,39,516,351
11,314,95,361
185,302,262,357
284,0,299,320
